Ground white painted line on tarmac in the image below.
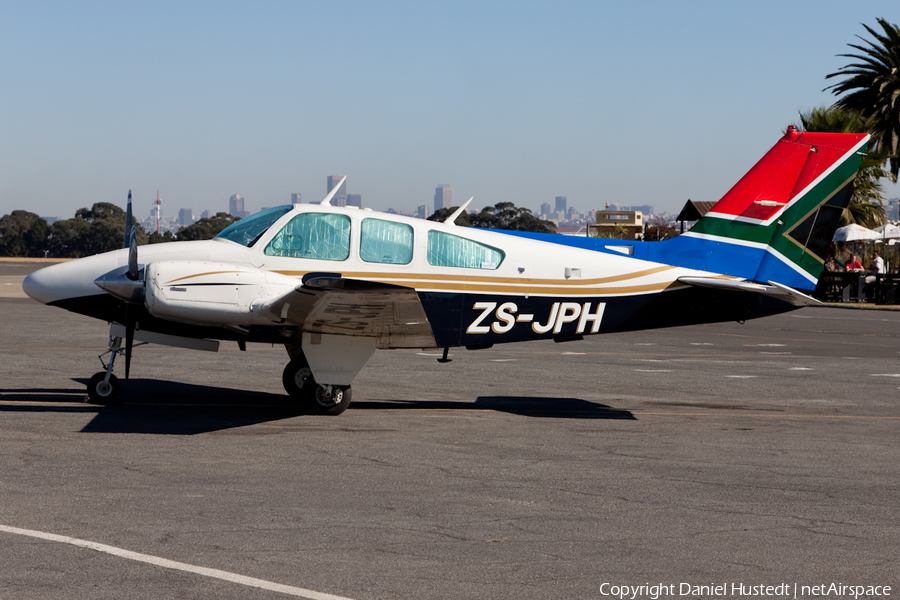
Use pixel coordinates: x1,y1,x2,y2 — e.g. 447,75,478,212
789,367,814,371
490,359,517,362
760,351,791,355
726,375,758,378
870,374,900,377
634,343,656,346
634,369,672,373
561,352,585,355
690,343,714,346
745,344,786,347
0,524,355,600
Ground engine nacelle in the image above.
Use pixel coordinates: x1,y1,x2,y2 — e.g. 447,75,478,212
144,261,298,326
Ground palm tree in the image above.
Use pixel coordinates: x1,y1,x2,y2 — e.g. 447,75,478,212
794,106,889,228
825,18,900,180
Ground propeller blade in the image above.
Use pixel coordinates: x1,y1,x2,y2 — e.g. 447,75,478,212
124,190,139,378
124,189,133,248
125,305,135,379
127,228,139,281
125,190,140,281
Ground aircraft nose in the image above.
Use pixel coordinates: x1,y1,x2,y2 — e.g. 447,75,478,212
22,267,61,305
23,253,124,305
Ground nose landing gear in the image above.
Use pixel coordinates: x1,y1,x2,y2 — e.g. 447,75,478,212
87,335,124,404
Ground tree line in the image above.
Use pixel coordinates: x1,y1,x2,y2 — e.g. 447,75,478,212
427,201,556,233
0,203,239,258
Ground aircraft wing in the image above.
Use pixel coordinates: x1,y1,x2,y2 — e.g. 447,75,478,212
677,276,821,307
260,275,436,348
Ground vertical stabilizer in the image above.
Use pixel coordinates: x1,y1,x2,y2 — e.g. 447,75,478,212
673,128,869,291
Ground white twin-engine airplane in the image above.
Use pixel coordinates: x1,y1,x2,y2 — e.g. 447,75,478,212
24,128,869,414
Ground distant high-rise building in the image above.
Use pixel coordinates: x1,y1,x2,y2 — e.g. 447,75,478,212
434,184,452,213
608,203,655,215
555,196,567,213
178,208,193,227
540,202,551,217
327,176,348,207
347,194,362,208
200,210,211,220
417,205,427,219
229,194,249,218
291,193,302,204
631,204,655,216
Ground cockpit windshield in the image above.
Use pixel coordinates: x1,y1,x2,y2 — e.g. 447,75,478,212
215,205,293,247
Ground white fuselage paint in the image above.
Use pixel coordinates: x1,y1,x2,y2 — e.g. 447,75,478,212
24,204,717,332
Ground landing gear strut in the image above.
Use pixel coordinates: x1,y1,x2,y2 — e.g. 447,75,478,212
87,335,123,404
282,356,352,416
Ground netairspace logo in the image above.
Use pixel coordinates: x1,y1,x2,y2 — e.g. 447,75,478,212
598,582,892,599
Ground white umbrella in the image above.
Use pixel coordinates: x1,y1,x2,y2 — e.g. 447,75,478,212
872,223,900,239
833,224,881,242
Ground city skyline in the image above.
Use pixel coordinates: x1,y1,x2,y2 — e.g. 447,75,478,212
2,3,898,220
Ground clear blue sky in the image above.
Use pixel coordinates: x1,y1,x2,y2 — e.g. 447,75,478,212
1,1,898,219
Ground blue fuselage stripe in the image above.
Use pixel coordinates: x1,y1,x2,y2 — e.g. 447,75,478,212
492,231,814,292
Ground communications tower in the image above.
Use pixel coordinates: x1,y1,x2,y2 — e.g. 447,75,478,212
153,191,162,234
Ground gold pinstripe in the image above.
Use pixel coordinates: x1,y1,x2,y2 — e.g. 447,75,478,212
159,265,690,296
163,271,246,285
271,265,677,286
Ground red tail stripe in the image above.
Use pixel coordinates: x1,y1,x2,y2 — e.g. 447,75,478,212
708,130,867,222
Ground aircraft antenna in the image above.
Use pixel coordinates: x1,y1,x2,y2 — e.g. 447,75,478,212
444,197,473,226
320,176,347,206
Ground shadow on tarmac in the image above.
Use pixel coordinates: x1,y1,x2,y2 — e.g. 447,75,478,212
0,381,635,435
353,397,636,420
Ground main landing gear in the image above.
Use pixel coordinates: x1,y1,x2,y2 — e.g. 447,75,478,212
87,334,125,404
282,356,352,416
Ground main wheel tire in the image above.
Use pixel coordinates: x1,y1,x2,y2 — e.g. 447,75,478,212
282,357,315,400
313,384,352,416
87,372,121,404
282,358,352,415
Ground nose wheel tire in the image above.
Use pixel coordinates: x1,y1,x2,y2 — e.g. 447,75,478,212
87,372,121,404
282,357,352,416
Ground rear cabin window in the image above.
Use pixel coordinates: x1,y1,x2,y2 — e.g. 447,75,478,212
360,218,414,264
264,213,351,261
426,230,504,270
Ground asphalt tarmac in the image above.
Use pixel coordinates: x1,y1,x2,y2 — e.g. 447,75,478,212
1,271,899,599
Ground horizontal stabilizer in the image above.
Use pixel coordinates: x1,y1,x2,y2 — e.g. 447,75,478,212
677,277,821,307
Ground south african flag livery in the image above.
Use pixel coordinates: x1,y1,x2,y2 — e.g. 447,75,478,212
505,128,870,294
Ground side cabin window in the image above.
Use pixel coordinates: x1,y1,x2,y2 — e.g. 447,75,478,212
427,230,505,270
264,213,351,261
360,218,414,265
